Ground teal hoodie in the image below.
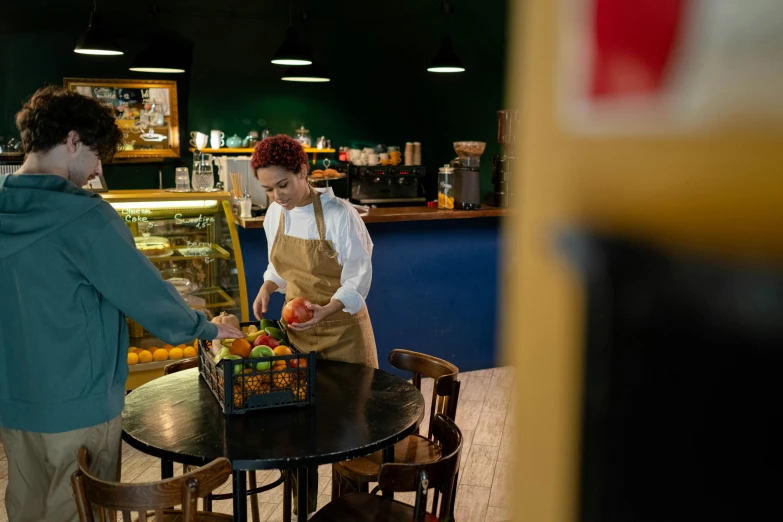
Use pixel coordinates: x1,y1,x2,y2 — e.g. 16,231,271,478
0,174,218,433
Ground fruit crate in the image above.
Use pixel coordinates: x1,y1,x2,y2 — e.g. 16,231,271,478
198,320,316,414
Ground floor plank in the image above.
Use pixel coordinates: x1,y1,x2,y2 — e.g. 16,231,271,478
453,484,491,522
460,445,499,487
473,412,505,447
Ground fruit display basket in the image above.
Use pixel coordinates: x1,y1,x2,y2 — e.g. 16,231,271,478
198,320,316,414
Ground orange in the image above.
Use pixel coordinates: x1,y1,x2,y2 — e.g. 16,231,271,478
273,345,292,356
153,349,169,362
127,353,139,365
138,350,153,364
273,371,292,389
177,344,187,350
183,346,197,358
163,344,174,352
230,339,252,359
169,348,184,359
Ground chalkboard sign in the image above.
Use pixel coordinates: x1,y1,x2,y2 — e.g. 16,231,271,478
64,78,180,161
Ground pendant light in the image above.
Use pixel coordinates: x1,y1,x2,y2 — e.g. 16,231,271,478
427,2,464,73
427,37,465,73
74,0,123,56
130,47,186,74
271,0,312,66
281,64,330,83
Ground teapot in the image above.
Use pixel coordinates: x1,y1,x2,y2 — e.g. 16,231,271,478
226,134,243,148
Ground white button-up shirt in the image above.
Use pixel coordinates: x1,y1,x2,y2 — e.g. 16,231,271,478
262,187,373,314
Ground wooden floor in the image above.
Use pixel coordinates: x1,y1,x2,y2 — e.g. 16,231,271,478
0,367,514,522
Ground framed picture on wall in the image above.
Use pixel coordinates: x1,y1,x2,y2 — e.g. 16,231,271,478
63,78,180,161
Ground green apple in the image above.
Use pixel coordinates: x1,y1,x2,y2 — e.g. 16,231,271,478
221,354,244,375
250,345,275,371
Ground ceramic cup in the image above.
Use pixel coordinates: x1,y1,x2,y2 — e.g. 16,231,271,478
190,131,208,150
367,153,380,166
379,152,390,161
210,130,225,149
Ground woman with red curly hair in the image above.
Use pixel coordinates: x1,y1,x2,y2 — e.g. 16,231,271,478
251,135,377,368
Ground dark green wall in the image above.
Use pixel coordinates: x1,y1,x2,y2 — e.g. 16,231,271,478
1,1,507,197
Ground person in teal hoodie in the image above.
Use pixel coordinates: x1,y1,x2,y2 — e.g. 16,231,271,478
0,86,244,521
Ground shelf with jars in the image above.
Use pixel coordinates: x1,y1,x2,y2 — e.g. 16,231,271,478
101,190,248,390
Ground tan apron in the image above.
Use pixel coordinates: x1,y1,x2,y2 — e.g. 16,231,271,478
270,188,378,368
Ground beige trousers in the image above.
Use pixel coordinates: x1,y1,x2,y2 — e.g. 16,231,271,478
0,416,122,522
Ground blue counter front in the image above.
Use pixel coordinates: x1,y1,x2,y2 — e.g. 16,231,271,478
236,214,504,376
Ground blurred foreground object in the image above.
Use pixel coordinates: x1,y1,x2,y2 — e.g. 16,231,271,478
506,0,783,521
559,0,783,133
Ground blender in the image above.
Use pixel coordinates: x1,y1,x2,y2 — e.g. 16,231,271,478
492,110,518,208
451,141,486,210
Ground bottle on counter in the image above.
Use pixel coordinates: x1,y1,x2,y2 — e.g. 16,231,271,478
438,165,455,209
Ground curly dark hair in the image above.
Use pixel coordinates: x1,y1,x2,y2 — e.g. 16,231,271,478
15,85,124,162
250,134,308,178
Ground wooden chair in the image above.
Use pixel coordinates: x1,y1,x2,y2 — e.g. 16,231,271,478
314,414,462,522
332,350,460,501
162,357,281,522
71,446,232,522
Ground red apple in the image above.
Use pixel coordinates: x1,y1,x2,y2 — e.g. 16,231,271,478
253,335,279,348
282,297,314,325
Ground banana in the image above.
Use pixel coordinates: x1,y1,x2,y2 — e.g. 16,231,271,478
244,330,263,344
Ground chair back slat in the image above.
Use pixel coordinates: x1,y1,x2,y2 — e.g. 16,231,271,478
378,415,463,520
412,372,422,391
71,446,230,521
182,477,199,521
390,349,460,438
121,510,132,522
413,469,429,522
446,380,461,420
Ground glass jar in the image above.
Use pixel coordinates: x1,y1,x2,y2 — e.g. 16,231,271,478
438,165,454,209
295,126,311,147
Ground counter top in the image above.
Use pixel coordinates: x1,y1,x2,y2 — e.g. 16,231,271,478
235,205,511,228
100,189,231,203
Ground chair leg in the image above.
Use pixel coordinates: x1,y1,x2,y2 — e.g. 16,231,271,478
283,470,292,522
249,471,260,522
331,467,341,500
203,493,213,511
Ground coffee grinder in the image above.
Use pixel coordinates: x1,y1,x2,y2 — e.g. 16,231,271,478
451,141,486,210
492,110,518,208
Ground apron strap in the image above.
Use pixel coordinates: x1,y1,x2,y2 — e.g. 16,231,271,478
311,187,327,242
275,187,327,242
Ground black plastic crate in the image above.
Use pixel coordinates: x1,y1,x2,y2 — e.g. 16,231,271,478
198,320,317,414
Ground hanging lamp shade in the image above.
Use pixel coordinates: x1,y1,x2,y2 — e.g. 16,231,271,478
272,27,312,66
427,37,465,73
129,47,186,73
281,64,330,82
74,11,123,56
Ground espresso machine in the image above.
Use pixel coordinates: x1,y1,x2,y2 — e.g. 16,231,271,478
451,141,486,210
491,110,518,208
348,165,427,206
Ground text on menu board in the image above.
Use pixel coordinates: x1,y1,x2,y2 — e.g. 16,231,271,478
121,208,152,222
175,213,215,229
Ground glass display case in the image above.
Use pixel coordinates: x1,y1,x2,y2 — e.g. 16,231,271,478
101,190,248,390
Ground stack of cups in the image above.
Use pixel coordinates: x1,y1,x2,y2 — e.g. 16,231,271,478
404,142,414,166
413,142,422,165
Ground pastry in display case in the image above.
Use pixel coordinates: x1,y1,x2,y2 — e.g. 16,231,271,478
101,190,248,390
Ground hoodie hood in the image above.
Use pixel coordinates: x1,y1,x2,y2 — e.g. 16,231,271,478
0,174,104,260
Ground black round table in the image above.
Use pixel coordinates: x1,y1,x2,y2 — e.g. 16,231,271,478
122,360,424,521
